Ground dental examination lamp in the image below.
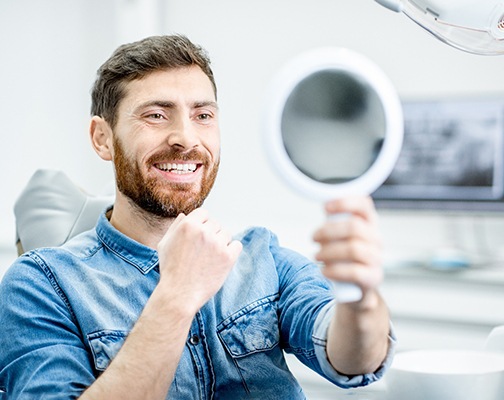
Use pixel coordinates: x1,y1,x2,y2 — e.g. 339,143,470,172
375,0,504,55
263,48,403,303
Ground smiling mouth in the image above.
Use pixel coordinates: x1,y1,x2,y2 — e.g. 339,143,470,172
156,162,199,174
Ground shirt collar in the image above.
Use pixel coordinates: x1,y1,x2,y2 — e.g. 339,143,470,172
95,207,159,275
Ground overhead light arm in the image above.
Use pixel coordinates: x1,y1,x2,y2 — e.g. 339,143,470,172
375,0,504,55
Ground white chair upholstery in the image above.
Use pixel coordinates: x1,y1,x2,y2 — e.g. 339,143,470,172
14,169,114,254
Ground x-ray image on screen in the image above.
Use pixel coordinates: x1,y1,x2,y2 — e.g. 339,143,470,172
373,97,504,211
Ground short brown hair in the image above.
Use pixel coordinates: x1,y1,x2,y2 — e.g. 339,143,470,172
90,34,216,127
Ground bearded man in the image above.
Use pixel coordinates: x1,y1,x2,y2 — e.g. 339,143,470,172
0,35,395,399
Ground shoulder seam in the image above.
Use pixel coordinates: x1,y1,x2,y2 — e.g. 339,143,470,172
25,252,79,323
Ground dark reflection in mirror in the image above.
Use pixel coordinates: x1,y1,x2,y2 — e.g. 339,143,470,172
281,70,386,183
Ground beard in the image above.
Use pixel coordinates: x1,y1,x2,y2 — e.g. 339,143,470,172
113,134,219,218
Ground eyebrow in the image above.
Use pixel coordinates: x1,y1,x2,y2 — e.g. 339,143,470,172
194,100,219,110
134,100,219,113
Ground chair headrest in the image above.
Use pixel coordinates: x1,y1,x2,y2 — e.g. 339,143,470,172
14,169,114,253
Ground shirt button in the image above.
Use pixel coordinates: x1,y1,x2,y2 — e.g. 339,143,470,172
189,335,200,345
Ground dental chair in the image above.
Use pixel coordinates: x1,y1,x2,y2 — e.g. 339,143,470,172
14,169,114,255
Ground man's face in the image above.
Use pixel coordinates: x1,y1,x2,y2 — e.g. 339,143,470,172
111,66,220,218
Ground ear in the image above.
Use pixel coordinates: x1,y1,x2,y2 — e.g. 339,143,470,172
90,116,113,161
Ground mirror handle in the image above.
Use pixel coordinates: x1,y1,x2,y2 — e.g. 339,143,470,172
332,281,363,303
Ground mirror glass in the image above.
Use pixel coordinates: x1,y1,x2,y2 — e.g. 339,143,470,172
263,47,404,201
281,70,386,184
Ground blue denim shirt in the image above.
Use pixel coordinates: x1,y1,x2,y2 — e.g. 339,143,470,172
0,211,395,399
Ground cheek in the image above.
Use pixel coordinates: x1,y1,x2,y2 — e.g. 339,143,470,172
203,133,221,161
112,133,142,168
212,144,221,162
123,138,154,165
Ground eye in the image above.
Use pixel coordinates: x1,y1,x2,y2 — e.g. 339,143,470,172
198,113,211,120
196,112,215,124
148,113,165,120
142,112,169,125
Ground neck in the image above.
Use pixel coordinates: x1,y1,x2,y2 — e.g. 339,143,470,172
109,191,175,249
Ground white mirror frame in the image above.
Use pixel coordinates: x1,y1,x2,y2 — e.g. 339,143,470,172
263,47,404,201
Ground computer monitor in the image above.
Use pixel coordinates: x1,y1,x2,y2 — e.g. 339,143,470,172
372,96,504,212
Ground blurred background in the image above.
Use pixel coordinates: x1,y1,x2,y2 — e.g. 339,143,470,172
2,0,504,397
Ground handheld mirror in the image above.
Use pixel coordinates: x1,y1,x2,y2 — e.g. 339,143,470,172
263,48,403,302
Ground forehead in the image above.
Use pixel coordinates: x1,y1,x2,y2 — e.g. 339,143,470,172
120,66,216,109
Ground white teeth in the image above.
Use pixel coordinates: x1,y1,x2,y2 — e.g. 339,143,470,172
158,163,197,173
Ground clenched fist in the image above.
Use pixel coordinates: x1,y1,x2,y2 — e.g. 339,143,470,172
156,208,243,314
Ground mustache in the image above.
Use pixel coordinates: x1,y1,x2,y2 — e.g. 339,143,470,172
147,148,211,166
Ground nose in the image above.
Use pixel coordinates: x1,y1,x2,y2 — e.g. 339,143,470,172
166,115,200,149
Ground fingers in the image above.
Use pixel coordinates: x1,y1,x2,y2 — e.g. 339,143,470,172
313,214,381,246
183,209,238,250
321,262,384,290
315,236,382,267
313,196,384,292
227,239,244,261
315,233,383,290
163,208,241,263
324,196,379,225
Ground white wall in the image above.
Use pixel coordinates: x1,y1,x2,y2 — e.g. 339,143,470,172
0,1,112,246
0,0,165,268
2,0,504,272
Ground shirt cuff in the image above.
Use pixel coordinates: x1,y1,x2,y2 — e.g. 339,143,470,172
312,299,397,388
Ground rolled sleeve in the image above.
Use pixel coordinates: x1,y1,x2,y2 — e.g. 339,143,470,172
312,299,397,388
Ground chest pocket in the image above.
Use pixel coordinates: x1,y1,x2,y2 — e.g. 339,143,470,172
216,295,290,394
217,295,280,358
87,330,129,372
